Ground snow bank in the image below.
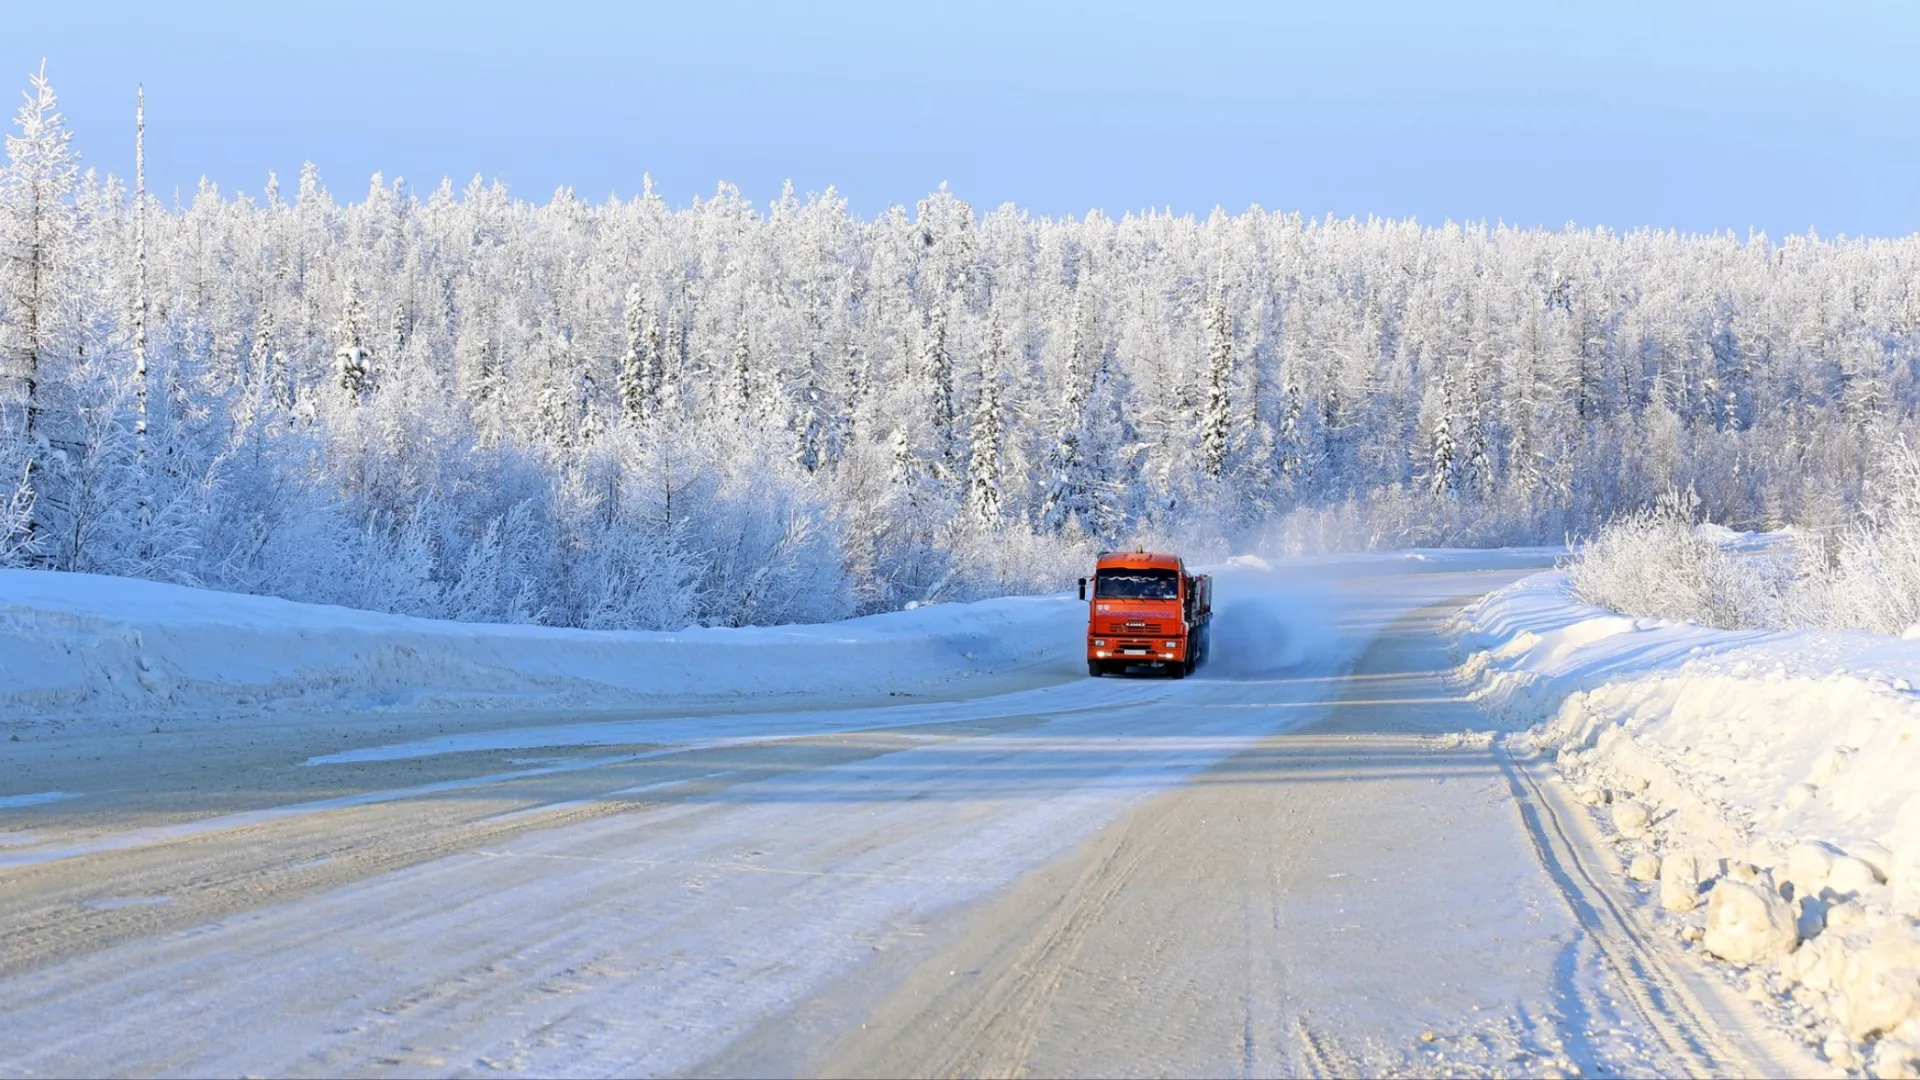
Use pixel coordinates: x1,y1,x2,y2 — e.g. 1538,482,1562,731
0,569,1083,726
1455,570,1920,1073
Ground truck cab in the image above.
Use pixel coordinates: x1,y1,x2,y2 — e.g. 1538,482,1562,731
1079,550,1212,678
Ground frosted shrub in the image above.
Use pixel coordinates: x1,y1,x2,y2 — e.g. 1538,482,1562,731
697,470,851,628
1567,489,1788,630
947,527,1097,601
1573,442,1920,636
442,501,550,626
0,427,36,566
353,508,444,617
1799,440,1920,635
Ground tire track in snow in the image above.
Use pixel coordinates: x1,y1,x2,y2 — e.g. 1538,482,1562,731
977,804,1176,1078
1292,1016,1367,1079
1494,740,1758,1079
842,790,1180,1079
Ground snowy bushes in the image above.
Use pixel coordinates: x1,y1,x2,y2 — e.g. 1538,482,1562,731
1567,489,1791,630
1571,443,1920,636
281,428,854,631
1799,443,1920,636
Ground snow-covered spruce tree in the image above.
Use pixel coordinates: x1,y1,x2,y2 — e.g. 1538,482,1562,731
965,320,1003,530
576,364,601,447
1041,296,1096,534
1202,283,1232,481
1462,360,1494,500
1424,380,1458,500
1276,371,1310,494
655,303,681,414
790,355,826,473
922,305,955,473
0,62,80,555
729,321,754,422
619,283,648,425
334,286,371,405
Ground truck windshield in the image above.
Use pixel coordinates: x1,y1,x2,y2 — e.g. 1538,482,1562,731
1094,569,1179,600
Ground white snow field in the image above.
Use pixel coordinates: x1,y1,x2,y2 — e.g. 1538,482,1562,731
1459,568,1920,1077
0,551,1823,1078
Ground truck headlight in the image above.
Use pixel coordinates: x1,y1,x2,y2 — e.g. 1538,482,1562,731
1165,640,1180,650
1093,639,1106,647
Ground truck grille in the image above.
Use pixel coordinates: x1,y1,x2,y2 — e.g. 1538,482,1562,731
1107,621,1164,634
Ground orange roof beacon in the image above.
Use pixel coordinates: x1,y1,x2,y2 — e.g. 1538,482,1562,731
1077,550,1213,678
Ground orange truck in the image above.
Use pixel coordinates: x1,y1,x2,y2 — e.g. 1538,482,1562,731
1078,550,1212,678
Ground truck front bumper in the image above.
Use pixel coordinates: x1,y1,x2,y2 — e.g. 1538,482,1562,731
1089,637,1185,663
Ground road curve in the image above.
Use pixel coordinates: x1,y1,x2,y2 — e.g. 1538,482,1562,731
0,554,1797,1078
722,595,1796,1079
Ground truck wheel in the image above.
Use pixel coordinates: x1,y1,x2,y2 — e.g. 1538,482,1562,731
1088,661,1103,677
1168,663,1186,680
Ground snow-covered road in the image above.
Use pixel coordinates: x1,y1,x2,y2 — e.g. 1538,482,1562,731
0,553,1807,1077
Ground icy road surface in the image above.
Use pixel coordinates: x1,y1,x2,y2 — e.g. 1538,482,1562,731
0,553,1805,1078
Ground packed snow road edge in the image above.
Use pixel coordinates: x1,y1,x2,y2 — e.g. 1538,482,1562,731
1454,569,1920,1077
0,569,1083,726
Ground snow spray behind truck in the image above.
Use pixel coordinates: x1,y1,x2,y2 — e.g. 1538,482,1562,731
1079,550,1212,678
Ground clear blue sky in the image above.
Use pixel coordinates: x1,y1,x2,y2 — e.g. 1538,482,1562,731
9,1,1919,236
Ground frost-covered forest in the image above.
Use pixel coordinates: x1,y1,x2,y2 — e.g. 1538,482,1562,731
5,69,1920,629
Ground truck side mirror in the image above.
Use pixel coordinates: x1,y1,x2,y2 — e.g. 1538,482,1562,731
1078,578,1087,601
